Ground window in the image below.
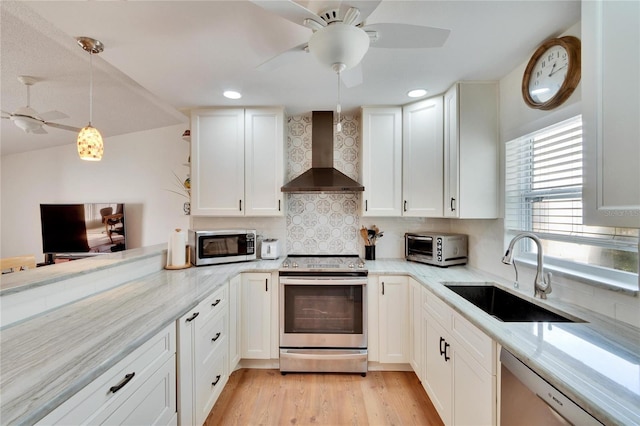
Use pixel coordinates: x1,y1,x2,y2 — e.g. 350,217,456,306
505,115,639,290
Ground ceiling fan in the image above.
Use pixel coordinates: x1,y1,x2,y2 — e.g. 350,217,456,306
1,76,81,134
251,0,451,87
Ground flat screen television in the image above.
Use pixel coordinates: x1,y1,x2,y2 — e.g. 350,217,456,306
40,203,127,260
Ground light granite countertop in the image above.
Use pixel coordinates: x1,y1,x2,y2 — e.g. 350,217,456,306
1,255,639,425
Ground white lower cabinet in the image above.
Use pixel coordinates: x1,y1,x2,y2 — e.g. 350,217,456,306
38,324,177,425
422,287,496,426
377,275,410,364
177,284,229,426
228,274,242,371
241,272,272,359
409,278,423,377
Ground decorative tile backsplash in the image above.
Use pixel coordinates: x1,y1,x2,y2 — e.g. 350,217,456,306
286,114,361,255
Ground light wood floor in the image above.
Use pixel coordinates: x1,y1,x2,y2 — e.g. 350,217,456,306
204,369,444,426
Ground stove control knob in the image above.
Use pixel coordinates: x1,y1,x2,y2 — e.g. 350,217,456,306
358,262,365,268
282,262,289,268
292,262,298,268
348,262,355,269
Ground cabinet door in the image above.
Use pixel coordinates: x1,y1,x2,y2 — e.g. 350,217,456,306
361,107,403,216
101,356,177,426
378,275,409,363
423,310,452,426
245,108,284,216
582,0,640,227
452,346,495,426
444,83,498,219
409,278,423,378
228,275,242,371
241,273,271,359
191,108,245,216
402,97,444,217
443,85,460,218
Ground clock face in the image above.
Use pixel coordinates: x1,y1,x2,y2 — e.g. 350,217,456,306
528,44,569,104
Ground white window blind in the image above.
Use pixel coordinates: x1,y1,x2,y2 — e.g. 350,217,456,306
505,115,638,254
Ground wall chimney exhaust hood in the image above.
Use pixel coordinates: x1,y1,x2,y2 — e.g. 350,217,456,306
281,111,364,193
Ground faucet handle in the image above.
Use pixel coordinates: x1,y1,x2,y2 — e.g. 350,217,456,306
543,271,553,295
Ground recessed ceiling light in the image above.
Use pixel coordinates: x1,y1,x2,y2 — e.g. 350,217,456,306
407,89,428,98
223,90,242,99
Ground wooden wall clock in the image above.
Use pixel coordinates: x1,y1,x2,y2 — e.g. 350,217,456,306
522,35,581,110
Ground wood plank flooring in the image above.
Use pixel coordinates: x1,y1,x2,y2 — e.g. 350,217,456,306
204,369,444,426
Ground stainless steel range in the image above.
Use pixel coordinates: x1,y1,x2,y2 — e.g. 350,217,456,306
279,255,368,375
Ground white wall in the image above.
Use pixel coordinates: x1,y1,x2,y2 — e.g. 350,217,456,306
449,22,640,328
1,124,190,262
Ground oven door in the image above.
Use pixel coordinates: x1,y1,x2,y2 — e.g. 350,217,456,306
280,277,367,349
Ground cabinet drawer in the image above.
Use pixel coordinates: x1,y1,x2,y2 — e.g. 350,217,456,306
197,310,228,366
195,349,228,425
422,287,451,330
39,324,175,425
199,285,228,324
100,355,177,426
451,310,495,374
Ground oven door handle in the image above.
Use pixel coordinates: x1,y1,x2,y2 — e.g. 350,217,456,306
280,349,368,360
279,278,367,286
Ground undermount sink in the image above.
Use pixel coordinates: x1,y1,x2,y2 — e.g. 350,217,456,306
443,283,584,323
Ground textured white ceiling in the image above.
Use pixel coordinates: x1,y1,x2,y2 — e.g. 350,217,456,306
1,0,580,156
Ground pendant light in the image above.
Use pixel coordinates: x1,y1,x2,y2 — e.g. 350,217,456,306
76,37,104,161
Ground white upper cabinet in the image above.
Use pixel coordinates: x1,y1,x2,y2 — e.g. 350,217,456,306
361,107,403,216
443,82,499,219
190,108,284,217
403,97,445,217
582,0,640,227
244,108,285,216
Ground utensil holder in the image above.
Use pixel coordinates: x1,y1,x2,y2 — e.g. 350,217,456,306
365,245,376,260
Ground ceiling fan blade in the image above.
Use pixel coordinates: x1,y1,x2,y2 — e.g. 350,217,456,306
31,126,48,135
341,63,363,88
1,110,13,118
364,23,451,48
45,122,82,133
38,110,69,122
257,42,309,72
339,0,382,25
250,0,324,28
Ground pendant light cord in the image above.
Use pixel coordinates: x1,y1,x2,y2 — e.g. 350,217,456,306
336,70,342,132
89,52,93,126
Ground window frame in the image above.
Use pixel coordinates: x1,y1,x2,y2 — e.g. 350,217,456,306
504,115,639,293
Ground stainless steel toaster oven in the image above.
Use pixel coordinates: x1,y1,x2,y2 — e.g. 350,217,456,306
405,232,468,267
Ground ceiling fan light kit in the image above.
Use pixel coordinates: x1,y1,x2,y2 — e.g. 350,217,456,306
76,36,104,161
308,23,370,71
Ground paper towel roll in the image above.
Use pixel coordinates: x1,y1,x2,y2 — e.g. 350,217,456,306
169,228,186,267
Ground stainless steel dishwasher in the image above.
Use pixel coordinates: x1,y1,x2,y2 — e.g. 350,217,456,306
500,349,602,425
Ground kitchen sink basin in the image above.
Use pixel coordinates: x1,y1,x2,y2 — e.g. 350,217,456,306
443,283,584,323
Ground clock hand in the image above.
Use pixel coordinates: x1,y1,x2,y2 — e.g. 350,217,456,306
548,62,557,77
549,64,567,77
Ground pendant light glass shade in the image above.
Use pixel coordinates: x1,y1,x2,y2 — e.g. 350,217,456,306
77,125,104,161
76,37,104,161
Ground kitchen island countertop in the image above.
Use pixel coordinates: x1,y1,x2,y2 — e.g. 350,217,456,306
1,253,638,425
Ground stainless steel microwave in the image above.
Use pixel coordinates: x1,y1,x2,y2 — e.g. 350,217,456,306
188,229,256,266
405,232,468,267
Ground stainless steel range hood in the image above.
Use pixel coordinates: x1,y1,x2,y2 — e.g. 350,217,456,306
281,111,364,193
